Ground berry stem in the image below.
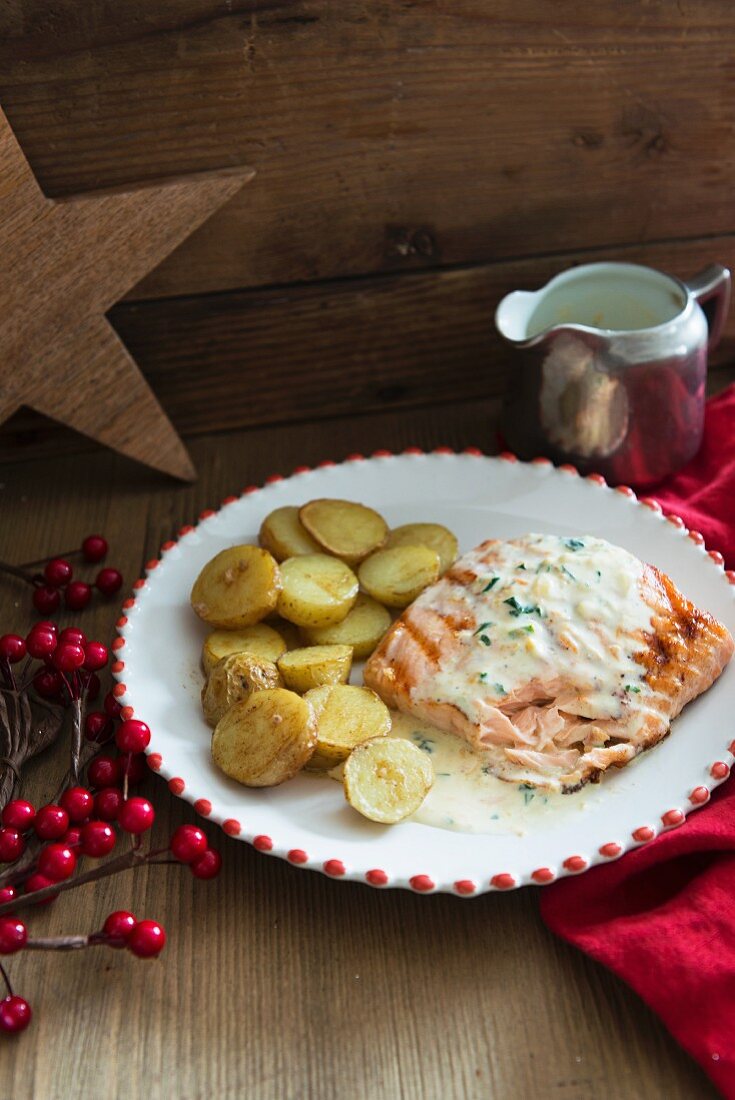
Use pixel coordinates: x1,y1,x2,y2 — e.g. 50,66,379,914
0,962,13,997
24,933,108,952
0,562,37,587
69,698,83,786
18,550,79,569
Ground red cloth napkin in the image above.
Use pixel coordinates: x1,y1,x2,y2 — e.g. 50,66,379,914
541,383,735,1097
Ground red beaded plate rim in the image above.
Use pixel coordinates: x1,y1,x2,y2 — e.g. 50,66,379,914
112,449,734,896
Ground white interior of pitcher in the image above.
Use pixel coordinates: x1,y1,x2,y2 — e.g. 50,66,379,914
525,262,687,337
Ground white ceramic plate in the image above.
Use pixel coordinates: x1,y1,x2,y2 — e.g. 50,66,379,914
113,452,735,896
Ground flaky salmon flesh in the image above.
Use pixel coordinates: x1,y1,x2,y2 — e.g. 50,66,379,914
364,534,734,792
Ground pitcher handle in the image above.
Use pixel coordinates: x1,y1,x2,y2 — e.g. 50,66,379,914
685,264,731,352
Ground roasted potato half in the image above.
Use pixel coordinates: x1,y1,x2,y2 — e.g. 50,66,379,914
277,645,353,694
202,653,282,727
385,523,459,575
201,623,288,675
211,688,316,787
343,737,434,824
305,683,391,769
358,545,441,609
277,554,358,628
191,546,281,629
300,593,392,659
259,505,322,561
299,499,388,564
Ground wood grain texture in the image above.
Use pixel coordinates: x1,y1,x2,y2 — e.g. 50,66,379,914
1,1,735,297
0,105,252,479
0,403,719,1099
110,236,735,439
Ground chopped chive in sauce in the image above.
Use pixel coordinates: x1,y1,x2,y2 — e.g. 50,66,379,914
509,624,534,638
493,682,505,694
478,634,492,646
564,538,585,551
481,576,499,592
625,684,641,694
516,563,527,571
560,565,577,581
413,735,436,753
504,596,542,617
536,561,553,573
596,569,602,579
478,671,488,682
473,621,493,635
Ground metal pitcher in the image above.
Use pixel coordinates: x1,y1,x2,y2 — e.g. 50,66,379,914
495,262,731,486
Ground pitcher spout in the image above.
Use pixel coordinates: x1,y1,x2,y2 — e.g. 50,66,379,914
495,289,545,347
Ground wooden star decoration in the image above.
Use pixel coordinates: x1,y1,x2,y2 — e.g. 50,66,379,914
0,107,253,480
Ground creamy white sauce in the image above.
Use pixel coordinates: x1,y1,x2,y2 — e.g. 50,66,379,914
388,712,589,834
412,534,653,721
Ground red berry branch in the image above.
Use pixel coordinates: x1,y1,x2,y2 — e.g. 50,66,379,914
0,534,123,615
0,557,223,1035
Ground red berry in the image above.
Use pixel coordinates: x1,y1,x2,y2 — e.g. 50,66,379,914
0,829,24,863
94,788,123,823
25,626,56,660
117,797,154,835
85,672,101,701
62,827,82,849
37,844,76,883
88,755,119,788
60,786,94,822
52,642,85,672
0,635,26,664
118,753,146,786
190,848,222,880
103,692,122,719
24,873,58,905
82,535,108,563
33,669,62,699
170,824,207,863
35,621,58,635
0,918,26,955
33,585,60,614
84,711,111,743
103,910,136,946
116,719,150,754
80,820,116,858
1,800,35,831
0,886,16,905
96,568,123,597
64,581,92,611
58,628,86,647
34,805,69,841
44,558,73,587
128,919,165,958
0,995,31,1032
83,642,108,672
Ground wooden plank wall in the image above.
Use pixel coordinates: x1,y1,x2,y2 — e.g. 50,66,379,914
1,1,734,458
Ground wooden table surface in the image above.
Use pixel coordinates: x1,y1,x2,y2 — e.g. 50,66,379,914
0,397,724,1100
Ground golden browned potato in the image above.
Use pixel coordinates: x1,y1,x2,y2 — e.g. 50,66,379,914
191,546,281,629
259,505,322,562
201,623,288,675
300,593,392,659
299,499,388,564
201,653,282,727
358,545,441,609
343,737,434,824
277,554,358,628
277,645,353,693
211,688,316,787
305,684,391,769
385,523,459,575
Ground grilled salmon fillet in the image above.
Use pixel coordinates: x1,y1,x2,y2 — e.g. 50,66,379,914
364,534,733,792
